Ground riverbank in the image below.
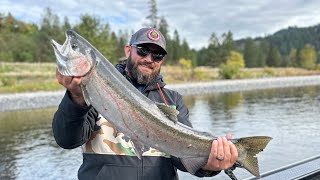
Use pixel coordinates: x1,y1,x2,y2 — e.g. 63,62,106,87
2,62,320,93
1,75,320,112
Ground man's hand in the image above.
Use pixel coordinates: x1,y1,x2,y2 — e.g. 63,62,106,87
56,69,86,106
202,134,238,171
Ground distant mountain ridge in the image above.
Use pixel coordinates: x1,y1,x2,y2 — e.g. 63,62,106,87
236,23,320,55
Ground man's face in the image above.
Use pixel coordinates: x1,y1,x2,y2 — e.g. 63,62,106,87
125,43,165,85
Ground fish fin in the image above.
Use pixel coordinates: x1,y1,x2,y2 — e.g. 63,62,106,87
236,136,272,177
130,139,145,159
181,157,208,174
156,103,179,123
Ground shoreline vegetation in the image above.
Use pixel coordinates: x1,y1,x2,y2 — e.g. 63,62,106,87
1,62,320,94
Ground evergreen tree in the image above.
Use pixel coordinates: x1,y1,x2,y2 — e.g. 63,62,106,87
145,0,158,28
0,13,38,62
218,31,234,65
62,16,71,32
287,48,298,67
204,32,235,67
256,40,269,67
73,14,100,40
266,44,282,67
158,16,169,40
196,48,208,66
35,7,63,62
158,16,172,64
243,38,259,67
98,23,117,63
221,31,234,51
181,39,196,65
205,32,220,67
171,29,181,64
209,32,220,47
114,30,129,63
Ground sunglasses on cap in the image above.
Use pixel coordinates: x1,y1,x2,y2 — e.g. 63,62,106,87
131,45,165,62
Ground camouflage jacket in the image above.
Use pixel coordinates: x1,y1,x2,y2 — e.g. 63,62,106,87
52,64,219,180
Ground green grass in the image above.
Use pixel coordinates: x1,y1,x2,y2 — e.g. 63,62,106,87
1,62,320,94
161,66,320,83
0,62,63,93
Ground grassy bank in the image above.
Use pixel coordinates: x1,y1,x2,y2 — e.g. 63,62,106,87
1,62,320,93
161,66,320,83
0,63,60,93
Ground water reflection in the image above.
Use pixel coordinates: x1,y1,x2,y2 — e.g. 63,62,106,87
180,85,320,179
0,108,82,180
0,86,320,180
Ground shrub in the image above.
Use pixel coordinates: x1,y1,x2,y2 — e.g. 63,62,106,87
219,51,245,79
178,58,192,69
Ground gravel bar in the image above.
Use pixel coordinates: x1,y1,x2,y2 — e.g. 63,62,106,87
1,75,320,112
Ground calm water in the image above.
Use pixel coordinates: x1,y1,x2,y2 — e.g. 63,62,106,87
0,86,320,180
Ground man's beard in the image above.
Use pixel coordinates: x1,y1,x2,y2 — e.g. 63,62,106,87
126,56,161,85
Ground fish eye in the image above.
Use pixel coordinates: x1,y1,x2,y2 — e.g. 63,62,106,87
71,44,77,49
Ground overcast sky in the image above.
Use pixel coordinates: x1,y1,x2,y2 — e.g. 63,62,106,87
1,0,320,49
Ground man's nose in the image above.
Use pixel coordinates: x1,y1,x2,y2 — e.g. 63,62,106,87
144,53,153,62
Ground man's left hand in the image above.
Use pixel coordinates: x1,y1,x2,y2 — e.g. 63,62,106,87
202,134,238,171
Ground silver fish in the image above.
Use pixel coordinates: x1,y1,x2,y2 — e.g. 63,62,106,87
52,30,272,179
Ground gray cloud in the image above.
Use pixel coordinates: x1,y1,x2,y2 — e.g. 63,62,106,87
1,0,320,49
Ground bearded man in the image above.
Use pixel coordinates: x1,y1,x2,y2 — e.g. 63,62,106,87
53,27,238,180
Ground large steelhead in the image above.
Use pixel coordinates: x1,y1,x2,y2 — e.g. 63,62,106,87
52,30,272,179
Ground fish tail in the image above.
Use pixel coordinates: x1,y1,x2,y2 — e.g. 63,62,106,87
235,136,272,177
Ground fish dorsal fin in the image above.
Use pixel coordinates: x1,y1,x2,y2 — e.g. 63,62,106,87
156,103,179,123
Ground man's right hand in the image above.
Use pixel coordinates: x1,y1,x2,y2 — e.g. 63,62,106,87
56,69,86,106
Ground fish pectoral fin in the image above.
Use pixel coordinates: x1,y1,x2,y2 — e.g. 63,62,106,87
181,157,208,175
130,139,145,159
156,103,179,123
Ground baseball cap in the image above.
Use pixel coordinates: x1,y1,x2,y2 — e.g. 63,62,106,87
129,27,167,54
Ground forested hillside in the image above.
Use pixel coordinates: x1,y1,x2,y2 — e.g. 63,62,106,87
1,2,320,70
0,8,196,65
266,25,320,55
234,24,320,68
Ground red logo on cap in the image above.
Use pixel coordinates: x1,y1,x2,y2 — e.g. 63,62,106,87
147,29,160,41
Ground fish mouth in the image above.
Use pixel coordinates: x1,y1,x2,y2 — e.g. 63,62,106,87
51,31,93,77
51,33,73,76
51,39,60,52
51,32,71,62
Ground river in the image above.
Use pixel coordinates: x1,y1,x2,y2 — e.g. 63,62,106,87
0,85,319,180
